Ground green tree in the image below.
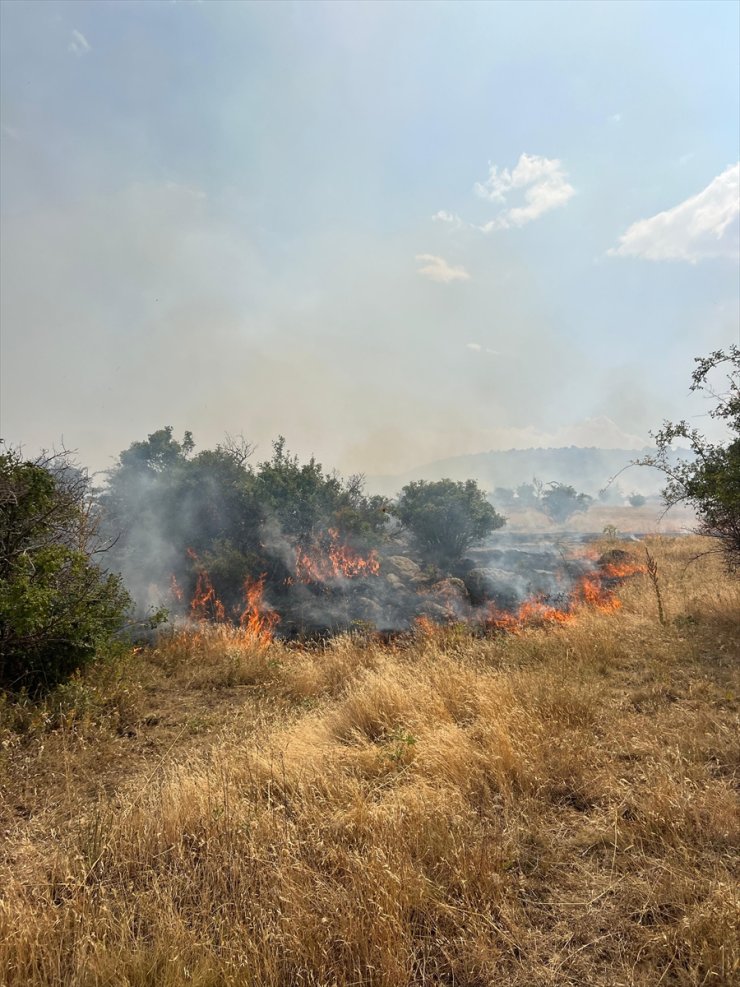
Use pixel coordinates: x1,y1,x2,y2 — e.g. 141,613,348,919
394,478,505,566
538,482,592,524
637,346,739,570
628,492,647,508
0,449,130,693
255,437,389,547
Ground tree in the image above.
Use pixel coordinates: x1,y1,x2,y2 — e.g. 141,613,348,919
0,448,130,693
628,493,647,508
637,346,739,570
394,478,505,566
102,427,264,616
538,482,592,524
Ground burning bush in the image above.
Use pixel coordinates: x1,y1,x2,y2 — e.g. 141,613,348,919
102,430,392,627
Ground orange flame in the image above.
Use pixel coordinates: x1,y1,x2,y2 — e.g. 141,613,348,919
190,568,226,622
183,550,278,644
485,558,643,634
602,561,646,579
239,574,280,645
295,529,380,583
169,574,184,602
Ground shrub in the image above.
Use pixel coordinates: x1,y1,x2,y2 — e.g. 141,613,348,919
0,449,130,693
539,482,592,524
638,346,739,570
394,478,504,566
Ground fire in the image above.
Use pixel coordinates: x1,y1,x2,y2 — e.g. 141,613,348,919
190,568,226,622
602,560,646,579
486,599,574,634
485,557,643,633
239,574,280,645
295,529,380,583
169,574,184,602
181,549,278,644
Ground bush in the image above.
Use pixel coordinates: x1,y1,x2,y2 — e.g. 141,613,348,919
538,482,592,524
638,346,739,570
0,449,131,693
394,478,505,566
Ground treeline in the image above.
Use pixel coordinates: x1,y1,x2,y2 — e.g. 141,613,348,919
1,430,503,690
100,429,393,618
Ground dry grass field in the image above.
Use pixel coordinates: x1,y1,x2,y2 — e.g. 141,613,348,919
1,536,738,987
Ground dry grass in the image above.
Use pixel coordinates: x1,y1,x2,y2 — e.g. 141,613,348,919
1,536,738,986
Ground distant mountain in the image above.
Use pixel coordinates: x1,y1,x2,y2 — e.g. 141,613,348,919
367,446,690,499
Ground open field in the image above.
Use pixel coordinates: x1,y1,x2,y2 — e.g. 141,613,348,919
1,536,738,986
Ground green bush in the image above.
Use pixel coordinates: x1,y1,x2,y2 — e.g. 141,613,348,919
0,449,131,694
638,346,739,570
394,478,505,566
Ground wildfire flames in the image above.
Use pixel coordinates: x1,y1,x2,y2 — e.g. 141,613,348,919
182,549,279,644
171,544,645,642
239,574,280,646
485,559,645,633
295,529,380,583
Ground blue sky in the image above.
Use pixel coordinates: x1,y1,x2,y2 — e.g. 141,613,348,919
1,0,738,474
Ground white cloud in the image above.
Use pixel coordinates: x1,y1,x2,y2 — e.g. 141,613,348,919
609,113,622,124
432,210,463,228
416,254,471,283
473,153,575,231
609,162,740,262
68,29,91,56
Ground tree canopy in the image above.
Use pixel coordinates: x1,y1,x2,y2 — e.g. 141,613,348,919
638,346,739,569
393,478,505,566
0,449,130,693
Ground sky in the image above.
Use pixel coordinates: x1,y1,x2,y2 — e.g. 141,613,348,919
1,0,738,477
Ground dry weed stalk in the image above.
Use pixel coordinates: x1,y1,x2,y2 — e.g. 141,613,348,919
645,546,667,625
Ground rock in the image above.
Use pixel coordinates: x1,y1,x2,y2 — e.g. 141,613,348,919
352,596,386,625
431,577,469,604
463,567,521,610
381,556,425,585
416,600,455,622
385,573,405,593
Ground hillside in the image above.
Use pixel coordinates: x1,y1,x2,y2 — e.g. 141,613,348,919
368,446,691,499
1,535,737,986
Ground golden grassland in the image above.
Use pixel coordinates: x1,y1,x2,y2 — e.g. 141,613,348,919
1,536,738,987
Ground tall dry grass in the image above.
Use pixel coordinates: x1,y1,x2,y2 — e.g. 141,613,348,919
1,536,738,986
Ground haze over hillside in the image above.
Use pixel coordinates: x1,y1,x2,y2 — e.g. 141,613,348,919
368,445,688,499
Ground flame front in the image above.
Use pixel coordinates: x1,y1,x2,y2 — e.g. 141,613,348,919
295,529,380,583
486,559,644,633
182,549,278,644
190,568,226,622
240,574,280,645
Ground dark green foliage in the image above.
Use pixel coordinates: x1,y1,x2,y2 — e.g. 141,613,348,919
637,346,740,570
538,483,592,524
102,431,391,617
0,450,131,693
393,478,505,565
628,493,647,508
255,437,389,546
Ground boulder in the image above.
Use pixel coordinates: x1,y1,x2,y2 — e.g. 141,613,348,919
430,577,469,605
416,600,455,622
384,572,405,593
463,567,520,610
381,555,425,585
